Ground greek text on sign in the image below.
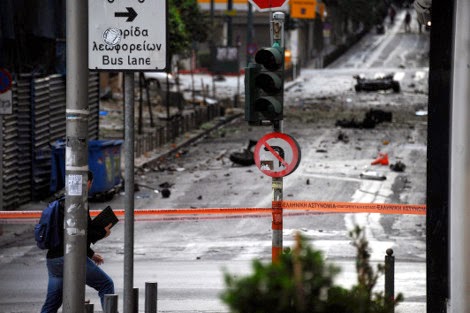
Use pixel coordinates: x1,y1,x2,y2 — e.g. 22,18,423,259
254,132,301,178
88,0,167,71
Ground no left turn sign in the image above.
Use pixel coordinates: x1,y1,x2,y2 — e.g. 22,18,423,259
254,132,301,178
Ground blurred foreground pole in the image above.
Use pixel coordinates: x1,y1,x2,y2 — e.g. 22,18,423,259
104,294,118,313
384,249,395,312
450,0,470,312
145,282,158,313
63,0,88,312
425,0,452,312
124,72,136,313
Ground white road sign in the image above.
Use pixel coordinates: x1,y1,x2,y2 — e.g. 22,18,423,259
88,0,167,71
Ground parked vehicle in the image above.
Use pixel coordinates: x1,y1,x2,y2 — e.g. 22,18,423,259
353,74,400,93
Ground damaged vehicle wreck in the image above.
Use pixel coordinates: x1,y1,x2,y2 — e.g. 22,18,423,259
353,74,400,93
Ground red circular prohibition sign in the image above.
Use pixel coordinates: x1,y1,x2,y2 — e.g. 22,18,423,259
254,132,301,178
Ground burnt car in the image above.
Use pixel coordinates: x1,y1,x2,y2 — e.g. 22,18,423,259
353,74,400,93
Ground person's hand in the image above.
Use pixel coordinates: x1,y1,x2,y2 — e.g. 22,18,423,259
92,253,104,265
104,223,112,238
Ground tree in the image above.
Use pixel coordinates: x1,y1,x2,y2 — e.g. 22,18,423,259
168,0,208,60
221,226,403,313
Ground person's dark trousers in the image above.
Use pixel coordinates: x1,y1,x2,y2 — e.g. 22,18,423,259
41,257,114,312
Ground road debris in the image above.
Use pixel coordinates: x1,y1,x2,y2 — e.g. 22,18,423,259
161,188,171,198
229,140,257,166
353,73,400,93
336,109,393,129
390,161,406,172
371,153,389,166
337,132,350,143
360,170,387,181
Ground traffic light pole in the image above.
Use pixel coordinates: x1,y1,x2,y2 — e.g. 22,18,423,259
270,13,285,263
244,11,285,262
272,120,283,262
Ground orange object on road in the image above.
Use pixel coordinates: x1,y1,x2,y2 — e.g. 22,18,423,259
371,152,389,165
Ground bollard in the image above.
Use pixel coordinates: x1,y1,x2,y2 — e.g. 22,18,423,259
104,294,118,313
133,287,139,313
145,282,158,313
385,248,395,311
84,303,94,313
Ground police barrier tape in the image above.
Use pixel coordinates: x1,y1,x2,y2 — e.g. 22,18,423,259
0,201,426,224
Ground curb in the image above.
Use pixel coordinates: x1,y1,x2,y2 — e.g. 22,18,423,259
133,112,243,168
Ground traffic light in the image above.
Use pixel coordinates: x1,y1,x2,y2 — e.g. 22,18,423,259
245,43,284,125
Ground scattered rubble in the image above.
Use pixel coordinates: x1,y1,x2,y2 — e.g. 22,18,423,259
360,170,387,181
336,109,393,129
390,161,406,172
229,140,257,166
353,74,400,93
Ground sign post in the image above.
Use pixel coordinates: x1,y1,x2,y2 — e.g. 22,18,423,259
88,1,167,312
254,131,301,262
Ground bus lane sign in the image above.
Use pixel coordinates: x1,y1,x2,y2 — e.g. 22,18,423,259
88,0,168,71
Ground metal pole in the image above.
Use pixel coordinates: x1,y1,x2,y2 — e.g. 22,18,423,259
246,3,253,66
0,116,3,210
104,294,119,313
138,73,143,135
124,72,135,313
450,1,470,311
271,12,285,263
63,0,89,312
145,282,158,313
272,176,283,262
227,0,233,46
84,303,94,313
133,287,139,313
385,248,395,311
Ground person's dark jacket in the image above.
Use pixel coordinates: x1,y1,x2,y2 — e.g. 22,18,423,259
47,198,107,259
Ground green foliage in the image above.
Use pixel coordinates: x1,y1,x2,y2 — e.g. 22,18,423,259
168,0,208,58
221,226,403,313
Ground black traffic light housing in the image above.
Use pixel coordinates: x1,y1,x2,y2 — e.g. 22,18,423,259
245,44,284,125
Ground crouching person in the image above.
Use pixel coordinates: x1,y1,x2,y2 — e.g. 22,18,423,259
40,171,114,313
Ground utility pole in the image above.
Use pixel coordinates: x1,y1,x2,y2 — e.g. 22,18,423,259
63,0,89,312
450,1,470,312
